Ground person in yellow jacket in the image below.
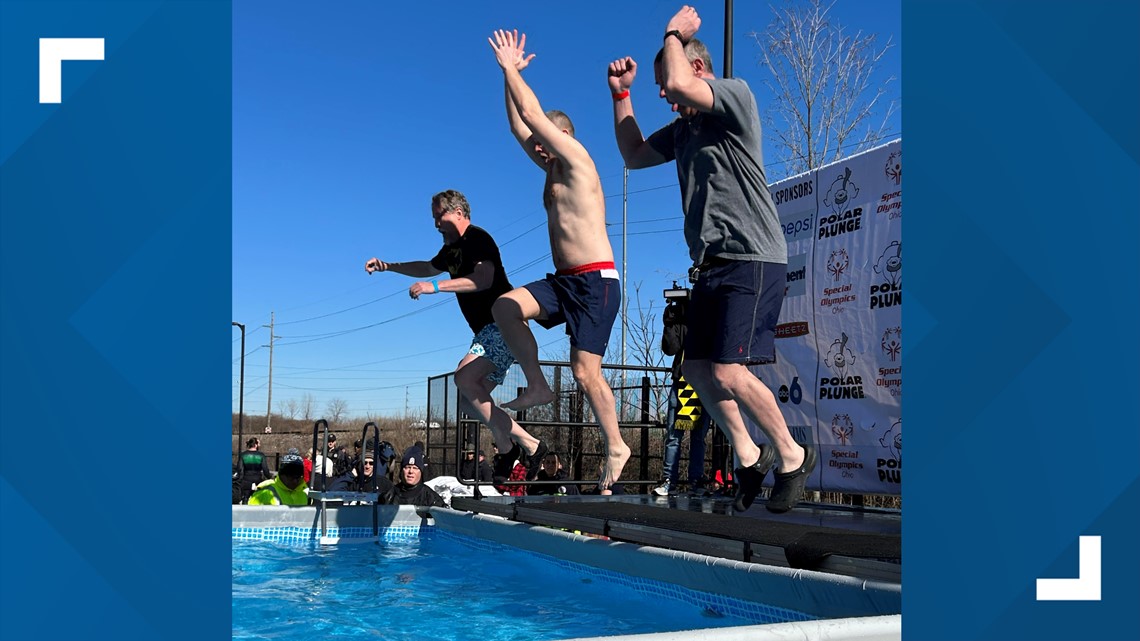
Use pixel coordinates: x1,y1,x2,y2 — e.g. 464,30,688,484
248,449,309,506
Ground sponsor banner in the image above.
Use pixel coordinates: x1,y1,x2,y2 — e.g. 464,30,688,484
749,141,902,494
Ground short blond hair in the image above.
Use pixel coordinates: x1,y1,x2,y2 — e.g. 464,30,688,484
545,110,575,137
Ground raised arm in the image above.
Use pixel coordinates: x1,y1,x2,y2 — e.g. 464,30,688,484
659,6,714,112
608,56,668,169
489,29,592,169
364,258,442,278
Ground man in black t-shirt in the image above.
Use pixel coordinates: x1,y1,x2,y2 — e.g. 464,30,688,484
364,190,548,483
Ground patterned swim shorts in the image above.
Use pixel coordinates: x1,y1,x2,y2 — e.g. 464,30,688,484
468,323,515,385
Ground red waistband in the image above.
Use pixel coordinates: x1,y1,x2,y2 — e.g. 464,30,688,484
555,261,616,276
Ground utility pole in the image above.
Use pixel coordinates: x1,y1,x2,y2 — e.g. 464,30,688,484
724,0,734,78
232,321,245,465
404,386,409,419
263,312,276,432
620,166,629,421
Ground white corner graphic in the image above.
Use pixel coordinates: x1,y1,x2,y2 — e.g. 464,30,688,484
39,38,105,104
1036,535,1101,601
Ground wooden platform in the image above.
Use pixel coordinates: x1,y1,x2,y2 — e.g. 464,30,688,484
451,493,901,584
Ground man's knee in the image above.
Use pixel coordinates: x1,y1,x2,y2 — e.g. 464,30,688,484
492,295,523,324
570,355,602,387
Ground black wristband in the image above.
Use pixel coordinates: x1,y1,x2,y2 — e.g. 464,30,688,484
664,30,684,45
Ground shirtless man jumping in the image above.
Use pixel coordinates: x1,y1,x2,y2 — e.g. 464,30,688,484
488,29,630,492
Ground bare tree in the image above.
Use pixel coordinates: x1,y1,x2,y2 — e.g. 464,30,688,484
751,0,897,178
325,397,349,424
278,398,299,420
300,392,316,422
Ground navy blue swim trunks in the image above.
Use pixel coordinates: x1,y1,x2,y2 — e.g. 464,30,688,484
684,258,786,364
524,261,621,357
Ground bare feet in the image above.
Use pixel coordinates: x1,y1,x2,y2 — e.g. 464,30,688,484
596,442,631,492
503,385,554,411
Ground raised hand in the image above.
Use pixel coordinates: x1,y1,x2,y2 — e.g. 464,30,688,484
364,257,388,274
488,29,535,71
666,5,701,41
607,57,638,93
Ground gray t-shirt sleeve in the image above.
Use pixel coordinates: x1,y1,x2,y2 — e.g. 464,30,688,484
646,124,676,161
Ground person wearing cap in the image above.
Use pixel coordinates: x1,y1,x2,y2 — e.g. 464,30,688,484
459,446,479,481
476,450,494,483
392,447,445,507
248,449,310,506
326,449,395,502
235,437,272,504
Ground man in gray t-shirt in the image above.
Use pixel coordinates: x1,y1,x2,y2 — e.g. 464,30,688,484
609,5,817,514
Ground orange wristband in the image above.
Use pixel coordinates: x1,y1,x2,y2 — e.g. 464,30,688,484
612,90,630,101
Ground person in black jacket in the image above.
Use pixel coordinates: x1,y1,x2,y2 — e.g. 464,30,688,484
477,450,494,483
234,437,272,504
325,450,395,503
531,451,580,496
393,447,445,507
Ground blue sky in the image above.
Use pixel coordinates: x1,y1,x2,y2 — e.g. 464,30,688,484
232,1,901,420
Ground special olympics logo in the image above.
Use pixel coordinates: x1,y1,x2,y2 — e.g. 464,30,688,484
885,150,902,185
827,248,850,281
881,327,901,362
824,167,860,215
824,332,857,380
831,413,855,445
879,419,901,465
873,241,902,287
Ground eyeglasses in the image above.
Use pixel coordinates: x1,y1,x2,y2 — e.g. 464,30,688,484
363,461,374,466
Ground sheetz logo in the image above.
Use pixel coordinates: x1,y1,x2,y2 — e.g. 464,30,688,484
775,321,809,339
870,240,901,309
820,333,864,400
878,419,901,484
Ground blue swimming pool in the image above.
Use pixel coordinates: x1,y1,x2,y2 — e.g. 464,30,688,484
232,528,810,641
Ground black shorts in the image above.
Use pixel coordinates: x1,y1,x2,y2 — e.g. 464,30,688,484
684,259,786,364
525,264,620,356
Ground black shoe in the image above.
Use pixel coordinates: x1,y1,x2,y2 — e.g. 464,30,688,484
493,443,521,480
766,445,819,513
524,441,548,481
732,445,777,512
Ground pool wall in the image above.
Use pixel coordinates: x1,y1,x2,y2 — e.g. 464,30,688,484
429,508,899,620
232,505,898,621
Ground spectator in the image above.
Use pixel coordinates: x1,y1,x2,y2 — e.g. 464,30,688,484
235,437,271,504
248,449,309,506
393,447,445,507
459,446,478,481
506,459,528,497
477,450,494,483
531,452,580,496
302,448,313,484
653,292,711,497
325,449,395,503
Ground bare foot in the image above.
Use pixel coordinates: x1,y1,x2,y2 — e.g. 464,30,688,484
596,442,631,491
503,385,554,411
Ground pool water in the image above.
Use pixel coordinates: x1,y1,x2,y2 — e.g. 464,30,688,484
232,530,769,640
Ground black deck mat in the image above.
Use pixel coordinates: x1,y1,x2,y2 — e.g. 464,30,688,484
454,498,900,568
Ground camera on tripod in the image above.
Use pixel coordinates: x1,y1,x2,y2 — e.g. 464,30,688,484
662,281,690,328
663,281,690,301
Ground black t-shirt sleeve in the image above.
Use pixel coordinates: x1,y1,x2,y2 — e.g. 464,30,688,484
464,227,501,268
429,247,448,272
